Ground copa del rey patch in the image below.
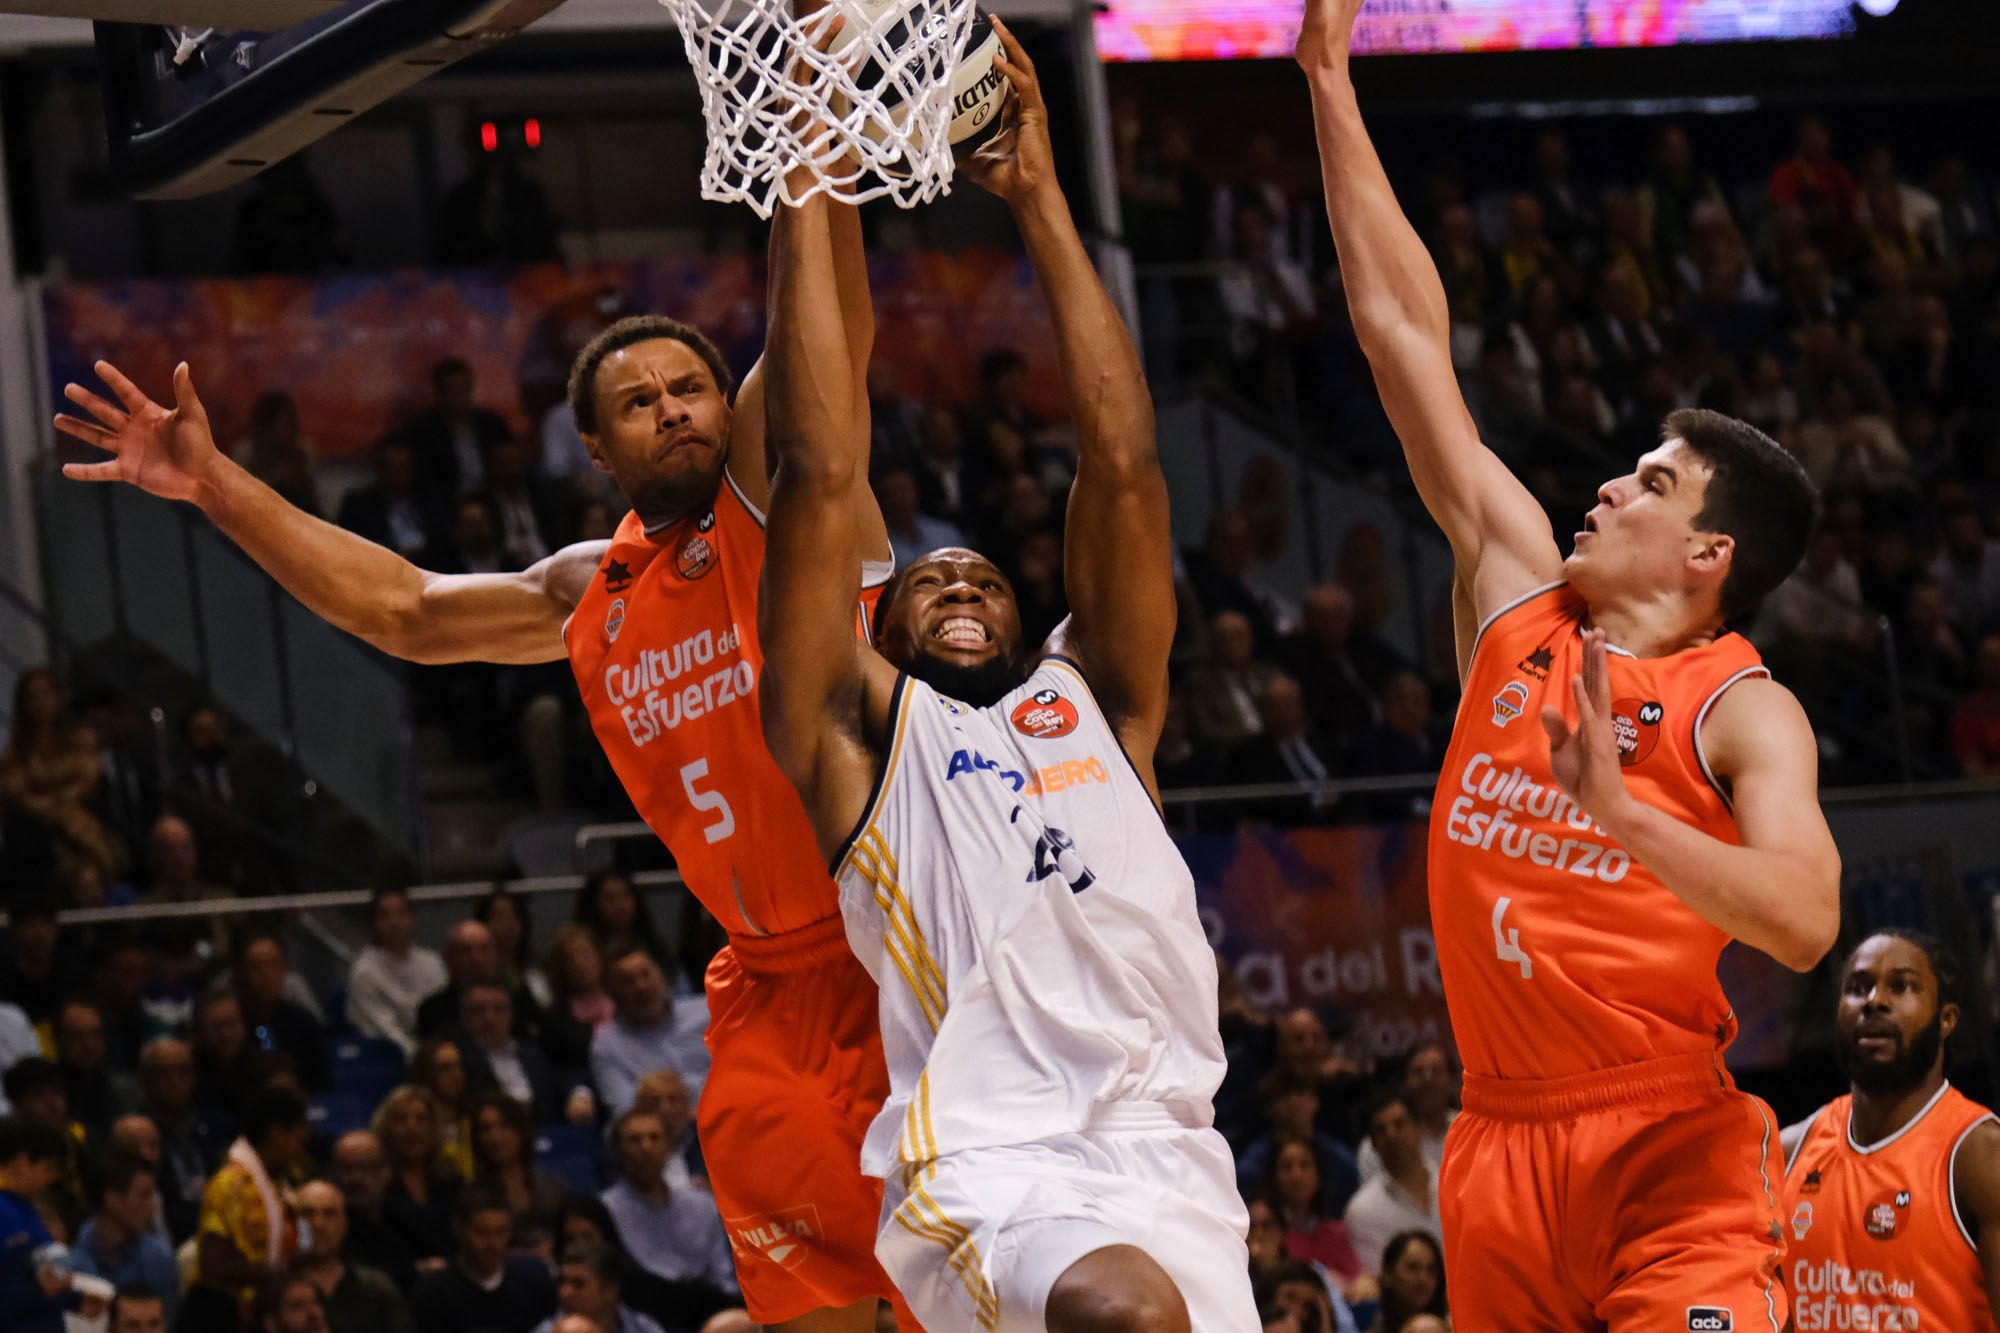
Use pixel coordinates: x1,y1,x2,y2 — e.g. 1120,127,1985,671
1012,688,1078,740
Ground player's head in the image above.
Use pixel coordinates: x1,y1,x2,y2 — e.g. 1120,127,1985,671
1564,408,1816,627
874,547,1029,707
569,316,736,525
1834,930,1961,1096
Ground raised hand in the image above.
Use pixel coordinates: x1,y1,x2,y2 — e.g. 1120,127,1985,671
960,18,1053,205
1539,629,1633,830
55,361,224,506
1295,0,1368,76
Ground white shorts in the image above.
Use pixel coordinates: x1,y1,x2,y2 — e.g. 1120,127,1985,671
875,1114,1259,1333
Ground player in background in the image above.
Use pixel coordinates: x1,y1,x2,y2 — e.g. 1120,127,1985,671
755,26,1256,1333
1297,0,1841,1326
1782,931,2000,1330
54,226,913,1332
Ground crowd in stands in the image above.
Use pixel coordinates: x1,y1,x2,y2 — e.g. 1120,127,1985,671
0,867,1460,1333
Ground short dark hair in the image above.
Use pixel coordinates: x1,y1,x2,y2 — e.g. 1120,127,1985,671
89,1149,155,1210
1852,929,1962,1011
0,1113,70,1165
1663,407,1818,621
455,1181,513,1226
1361,1087,1414,1132
567,315,735,436
2,1057,64,1105
240,1084,309,1145
558,1242,622,1290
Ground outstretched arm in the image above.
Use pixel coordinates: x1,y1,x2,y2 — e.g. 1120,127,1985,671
56,362,597,665
963,23,1174,776
1297,0,1560,661
757,187,898,860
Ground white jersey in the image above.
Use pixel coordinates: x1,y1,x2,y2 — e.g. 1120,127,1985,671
833,655,1227,1181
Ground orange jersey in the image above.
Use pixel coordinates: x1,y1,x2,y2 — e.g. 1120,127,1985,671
1428,582,1768,1080
1783,1084,1998,1332
567,476,882,938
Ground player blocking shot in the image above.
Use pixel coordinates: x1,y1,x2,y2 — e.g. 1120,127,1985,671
756,26,1257,1333
54,233,918,1330
1298,0,1841,1327
1781,932,2000,1330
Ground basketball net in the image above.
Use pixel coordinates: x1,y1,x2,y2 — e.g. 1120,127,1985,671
659,0,981,216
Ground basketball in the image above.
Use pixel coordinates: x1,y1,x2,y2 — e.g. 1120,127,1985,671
828,2,1012,176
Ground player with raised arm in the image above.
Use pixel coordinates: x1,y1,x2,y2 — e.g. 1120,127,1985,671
55,226,913,1333
755,26,1256,1333
1298,0,1840,1327
1782,931,2000,1331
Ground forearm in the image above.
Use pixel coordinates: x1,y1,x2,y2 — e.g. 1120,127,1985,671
195,456,427,655
1304,71,1450,354
1602,799,1838,971
1013,183,1153,466
766,196,861,482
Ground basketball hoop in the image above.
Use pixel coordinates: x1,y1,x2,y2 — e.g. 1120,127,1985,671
660,0,981,216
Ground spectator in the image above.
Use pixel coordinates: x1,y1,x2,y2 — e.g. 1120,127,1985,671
457,983,586,1128
135,814,235,973
0,897,73,1026
875,465,967,571
1356,1042,1458,1184
0,1114,105,1333
1794,374,1908,495
531,1244,666,1333
628,1070,703,1192
173,703,292,894
0,997,40,1113
400,359,513,510
329,1130,420,1290
409,1039,476,1179
340,439,440,561
419,923,537,1042
294,1178,415,1333
227,155,346,274
1259,1257,1356,1333
192,989,262,1125
1267,1139,1363,1292
186,1084,312,1329
235,932,330,1093
1771,117,1862,259
91,933,160,1072
1280,585,1400,745
101,1114,170,1239
910,405,975,529
1237,1075,1360,1219
1270,1008,1368,1141
371,1085,462,1270
1228,675,1340,823
137,1036,221,1244
230,391,322,517
55,997,136,1141
348,888,450,1058
1345,673,1444,820
474,887,548,1013
962,348,1048,473
1953,635,2000,777
4,1057,87,1229
1931,508,2000,636
108,1283,168,1333
1246,1196,1289,1294
1216,200,1317,409
572,873,668,970
1638,125,1723,262
591,951,710,1118
73,688,163,879
1185,511,1290,653
539,925,613,1075
428,496,515,576
71,1150,179,1322
1186,611,1286,751
468,1090,569,1254
1,667,122,880
436,145,560,267
1370,1231,1448,1333
1341,1092,1442,1276
409,1185,558,1333
599,1110,736,1301
257,1268,333,1333
1153,693,1224,794
1529,130,1593,265
482,437,557,570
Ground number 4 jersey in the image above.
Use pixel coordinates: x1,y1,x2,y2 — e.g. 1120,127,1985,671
1428,581,1770,1081
568,476,887,939
832,657,1227,1180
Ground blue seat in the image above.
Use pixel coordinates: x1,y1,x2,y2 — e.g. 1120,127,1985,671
542,1154,599,1194
330,1037,405,1101
308,1092,372,1138
535,1125,599,1162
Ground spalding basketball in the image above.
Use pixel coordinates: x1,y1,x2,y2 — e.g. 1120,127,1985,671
829,4,1012,177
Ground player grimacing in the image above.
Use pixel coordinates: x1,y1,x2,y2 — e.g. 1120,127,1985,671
1299,0,1840,1327
1782,932,2000,1331
54,234,916,1332
756,28,1257,1333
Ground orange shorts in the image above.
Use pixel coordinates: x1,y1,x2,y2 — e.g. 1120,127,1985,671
1439,1051,1788,1333
700,914,916,1327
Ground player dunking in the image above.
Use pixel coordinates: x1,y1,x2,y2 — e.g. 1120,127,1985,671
1782,931,2000,1329
756,28,1256,1333
1298,0,1841,1327
54,233,914,1330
